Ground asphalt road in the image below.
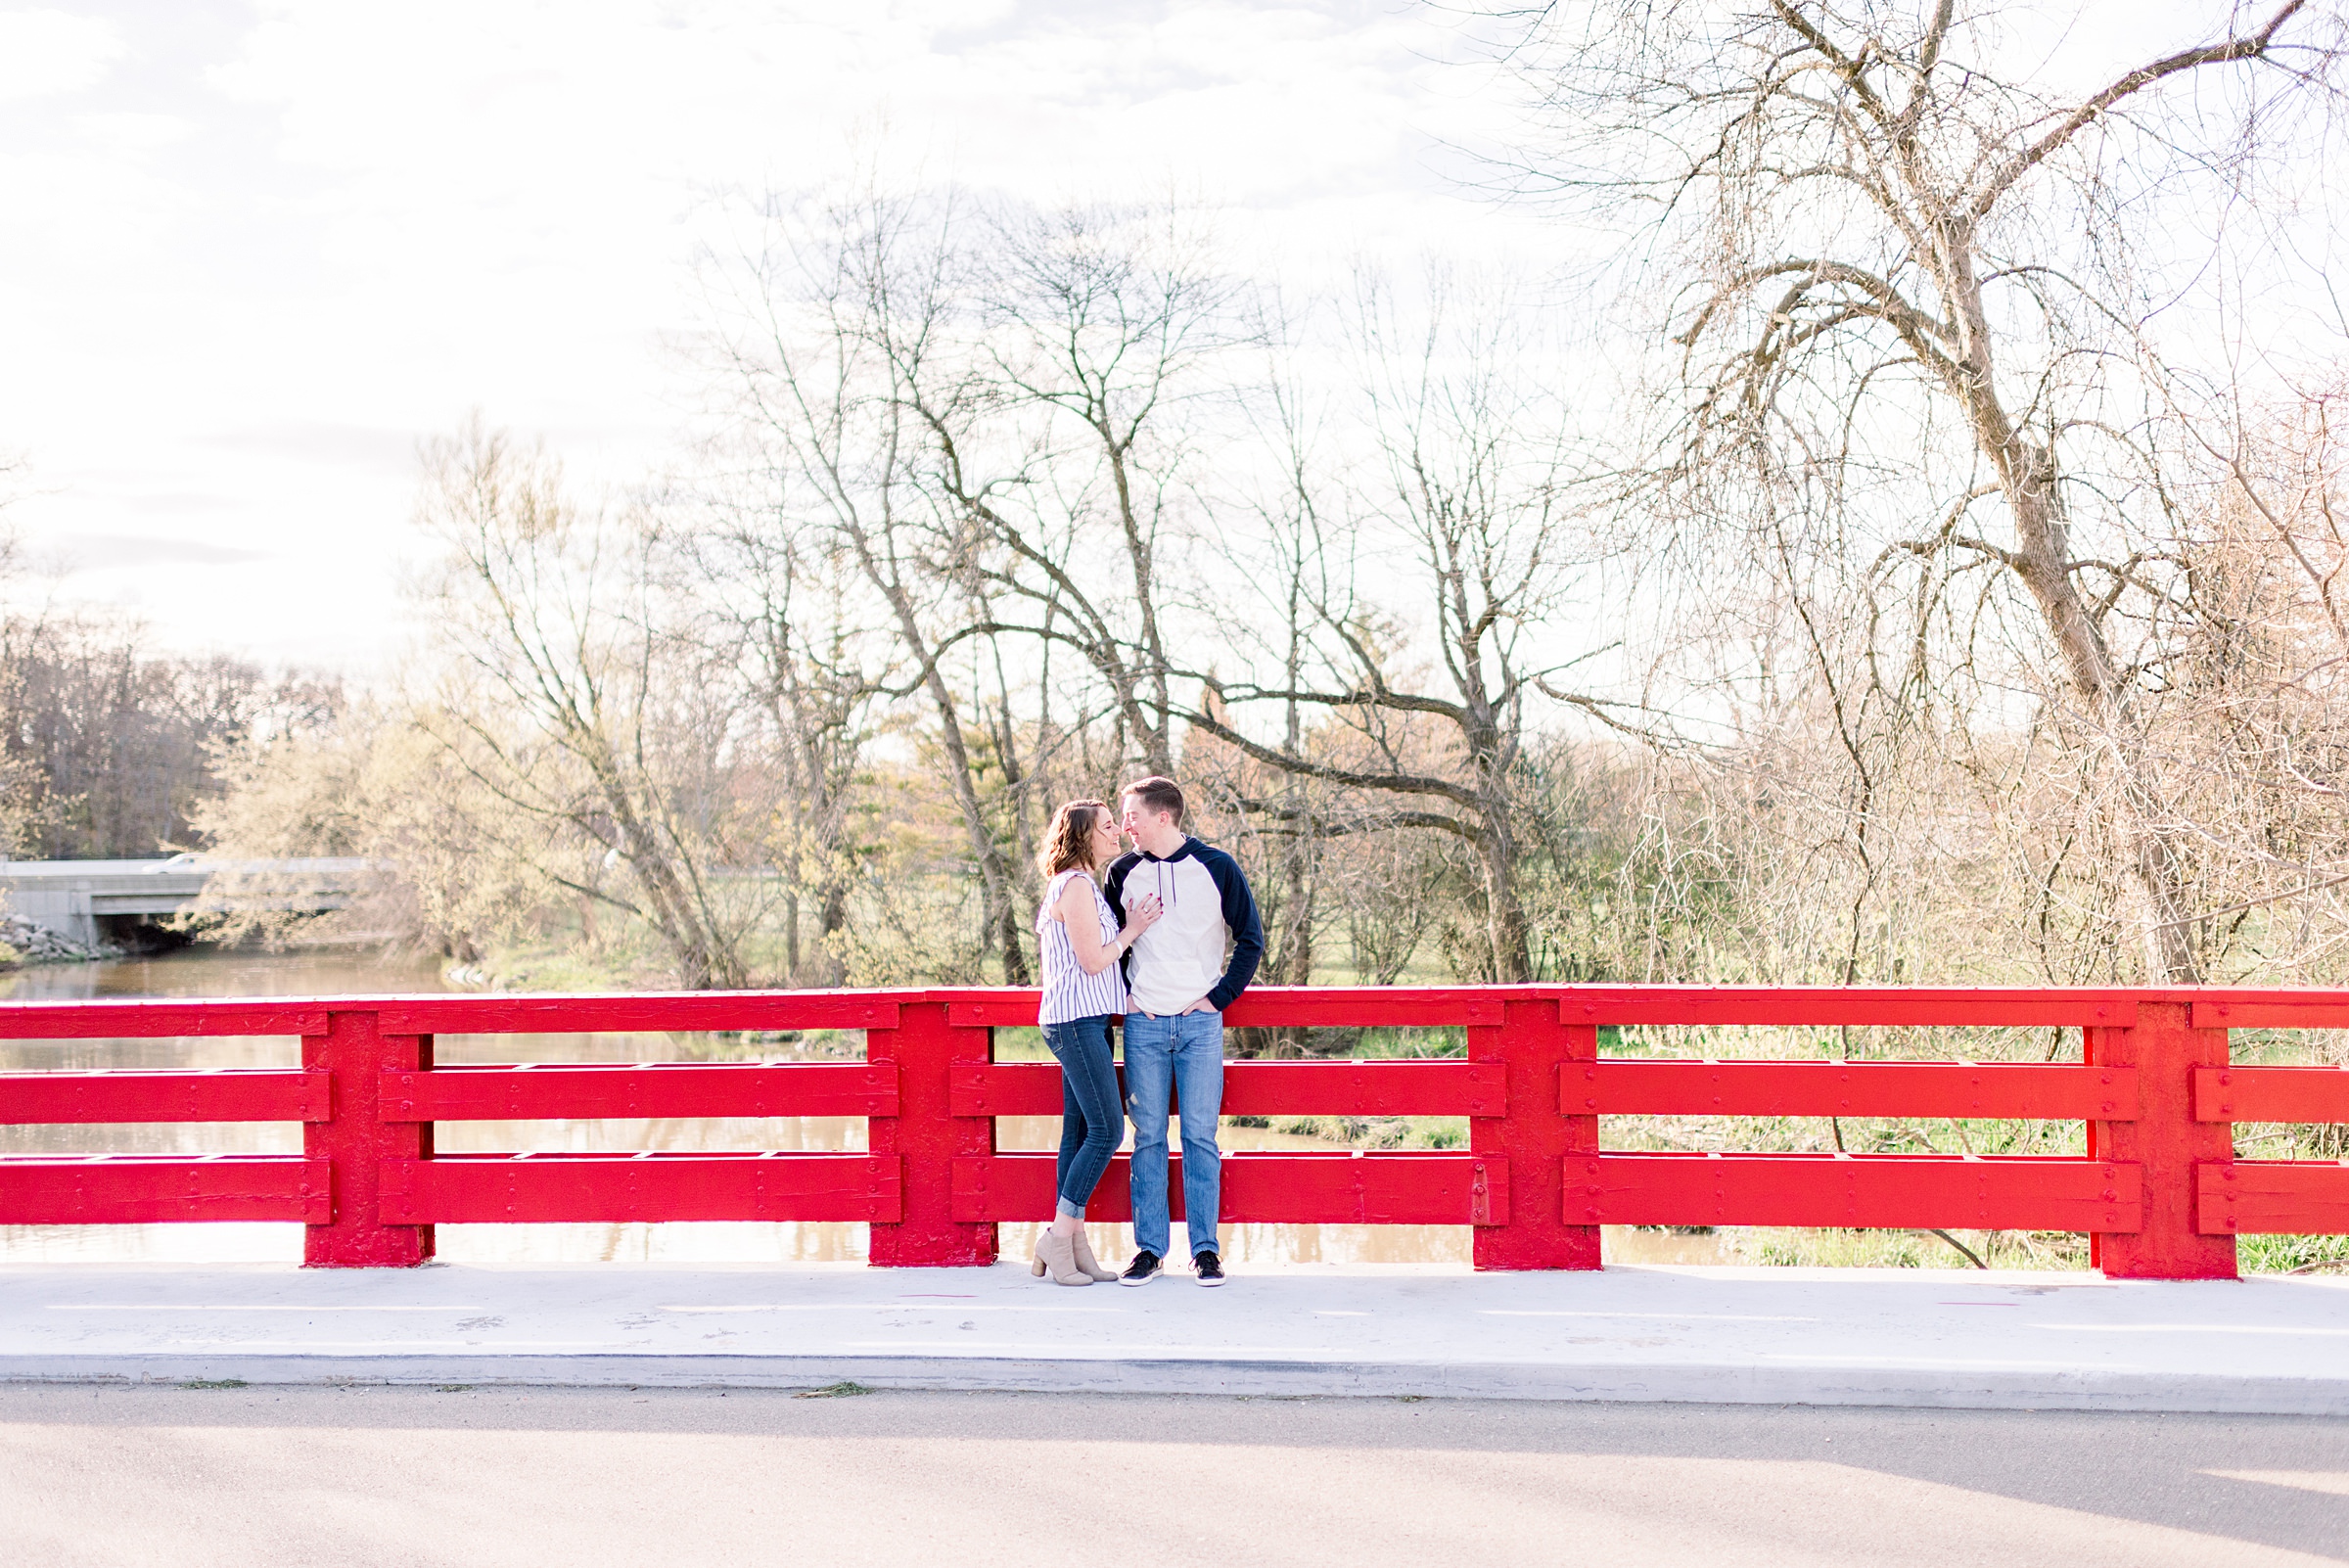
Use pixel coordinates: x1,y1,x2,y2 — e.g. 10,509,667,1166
3,1384,2345,1567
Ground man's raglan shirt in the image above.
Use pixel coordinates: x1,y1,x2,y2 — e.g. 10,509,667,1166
1104,837,1265,1015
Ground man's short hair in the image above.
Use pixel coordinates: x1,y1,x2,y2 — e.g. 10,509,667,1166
1120,774,1185,825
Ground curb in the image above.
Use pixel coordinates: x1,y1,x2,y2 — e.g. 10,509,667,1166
7,1354,2346,1414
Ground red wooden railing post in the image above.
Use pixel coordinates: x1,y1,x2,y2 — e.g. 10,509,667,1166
1474,995,1598,1269
2087,999,2234,1279
302,1010,434,1268
867,997,995,1266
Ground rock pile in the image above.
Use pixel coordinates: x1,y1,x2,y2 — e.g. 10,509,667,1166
0,914,121,966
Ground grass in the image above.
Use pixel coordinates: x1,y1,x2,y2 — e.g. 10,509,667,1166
1252,1113,1468,1150
2239,1232,2349,1274
178,1378,250,1390
1735,1226,2090,1270
794,1381,875,1399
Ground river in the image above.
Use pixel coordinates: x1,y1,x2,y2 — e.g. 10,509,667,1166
2,948,1516,1268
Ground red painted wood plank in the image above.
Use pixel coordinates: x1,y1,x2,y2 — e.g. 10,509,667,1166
2197,1161,2349,1233
2192,999,2349,1030
0,1069,330,1125
377,1063,898,1122
944,989,1508,1029
942,993,1049,1028
377,1152,902,1223
1569,1153,2142,1232
2193,1067,2349,1124
60,985,2349,1042
374,993,900,1035
948,1062,1060,1115
1572,1060,2138,1121
0,1001,331,1039
947,1060,1503,1118
951,1151,1505,1225
0,1156,331,1222
1552,989,2138,1027
0,985,2266,1041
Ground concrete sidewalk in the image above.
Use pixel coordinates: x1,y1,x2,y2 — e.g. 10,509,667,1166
5,1261,2346,1414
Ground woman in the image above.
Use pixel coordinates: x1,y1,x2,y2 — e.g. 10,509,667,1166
1032,799,1161,1285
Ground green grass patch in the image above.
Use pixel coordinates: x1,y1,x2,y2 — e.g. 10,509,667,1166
1739,1227,2088,1270
2239,1232,2349,1274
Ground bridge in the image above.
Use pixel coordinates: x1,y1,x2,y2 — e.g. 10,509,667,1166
0,854,367,946
1,985,2346,1414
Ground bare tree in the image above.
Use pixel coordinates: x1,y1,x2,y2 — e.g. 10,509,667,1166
0,609,320,860
185,697,556,964
2150,376,2349,972
1178,271,1619,982
1485,0,2345,981
705,185,1036,982
945,200,1239,780
684,483,882,985
415,421,757,990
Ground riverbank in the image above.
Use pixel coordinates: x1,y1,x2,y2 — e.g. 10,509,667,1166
0,912,122,966
7,1261,2346,1415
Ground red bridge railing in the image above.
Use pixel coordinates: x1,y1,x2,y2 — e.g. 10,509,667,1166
1,987,2343,1274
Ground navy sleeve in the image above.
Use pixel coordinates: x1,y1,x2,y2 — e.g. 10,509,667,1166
1102,853,1140,991
1203,848,1264,1010
1102,853,1137,910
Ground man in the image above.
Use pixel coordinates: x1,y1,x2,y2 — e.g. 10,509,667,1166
1104,774,1263,1286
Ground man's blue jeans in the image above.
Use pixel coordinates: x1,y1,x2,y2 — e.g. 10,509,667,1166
1123,1009,1223,1260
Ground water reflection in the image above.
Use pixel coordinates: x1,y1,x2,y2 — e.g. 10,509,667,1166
1,950,1495,1268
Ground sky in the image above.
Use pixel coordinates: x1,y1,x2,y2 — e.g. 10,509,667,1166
2,1,2326,681
0,1,1533,675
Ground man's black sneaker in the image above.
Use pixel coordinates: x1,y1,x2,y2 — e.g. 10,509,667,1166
1120,1251,1163,1285
1194,1251,1226,1286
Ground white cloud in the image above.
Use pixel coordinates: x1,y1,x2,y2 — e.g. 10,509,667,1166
0,9,123,101
0,1,1544,671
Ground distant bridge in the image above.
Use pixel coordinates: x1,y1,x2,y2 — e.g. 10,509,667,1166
0,855,368,945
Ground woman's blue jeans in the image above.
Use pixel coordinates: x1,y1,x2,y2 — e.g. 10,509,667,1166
1042,1015,1122,1218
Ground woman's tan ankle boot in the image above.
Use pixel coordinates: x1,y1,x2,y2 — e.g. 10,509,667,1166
1070,1226,1118,1282
1037,1226,1092,1286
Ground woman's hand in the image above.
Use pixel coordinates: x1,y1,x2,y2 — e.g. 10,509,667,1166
1124,894,1164,939
1064,880,1154,976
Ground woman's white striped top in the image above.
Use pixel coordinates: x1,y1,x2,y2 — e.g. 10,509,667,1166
1036,868,1128,1025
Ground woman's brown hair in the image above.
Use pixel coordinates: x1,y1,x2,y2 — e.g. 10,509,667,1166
1037,800,1110,879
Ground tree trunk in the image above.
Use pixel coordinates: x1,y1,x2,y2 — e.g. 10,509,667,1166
1474,810,1534,984
923,672,1028,985
1949,253,2202,984
579,739,742,991
851,536,1031,985
1105,441,1175,778
784,889,802,984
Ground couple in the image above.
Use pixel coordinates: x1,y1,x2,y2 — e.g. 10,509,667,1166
1030,774,1263,1287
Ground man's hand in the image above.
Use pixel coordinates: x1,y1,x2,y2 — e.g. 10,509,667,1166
1179,997,1216,1015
